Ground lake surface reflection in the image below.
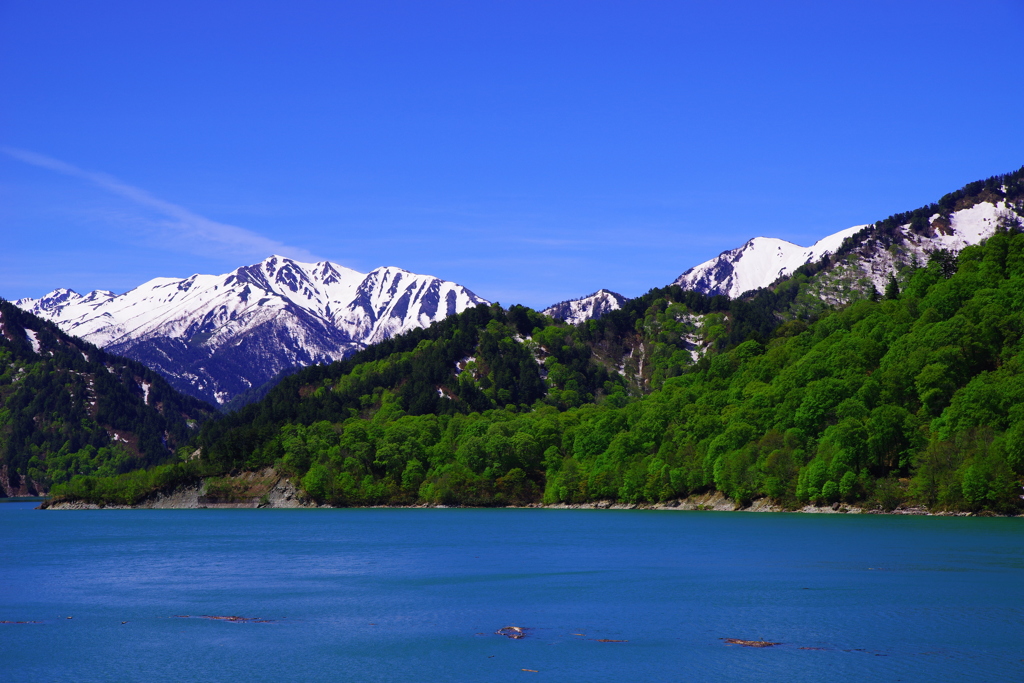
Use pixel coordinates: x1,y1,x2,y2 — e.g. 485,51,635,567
2,505,1021,682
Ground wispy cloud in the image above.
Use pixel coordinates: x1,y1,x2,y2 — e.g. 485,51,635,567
2,147,321,263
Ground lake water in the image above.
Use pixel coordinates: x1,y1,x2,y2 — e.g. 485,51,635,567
1,504,1021,682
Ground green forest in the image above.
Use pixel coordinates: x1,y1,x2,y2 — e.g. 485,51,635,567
0,300,216,495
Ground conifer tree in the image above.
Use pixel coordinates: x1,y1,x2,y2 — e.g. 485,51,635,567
884,274,900,300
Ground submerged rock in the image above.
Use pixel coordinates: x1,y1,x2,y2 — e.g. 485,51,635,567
496,626,528,639
722,638,780,647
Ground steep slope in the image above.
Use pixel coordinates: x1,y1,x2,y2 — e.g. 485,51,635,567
0,300,216,496
542,289,628,325
17,256,488,405
674,226,866,298
674,168,1024,299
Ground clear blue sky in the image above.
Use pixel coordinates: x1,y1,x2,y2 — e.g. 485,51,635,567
2,0,1023,309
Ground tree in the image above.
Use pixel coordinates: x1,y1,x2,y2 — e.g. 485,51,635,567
884,274,900,300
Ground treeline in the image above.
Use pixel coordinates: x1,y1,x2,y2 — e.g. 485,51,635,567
191,279,811,468
0,300,216,493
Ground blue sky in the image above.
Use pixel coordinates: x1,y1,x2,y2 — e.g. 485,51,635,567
2,0,1023,309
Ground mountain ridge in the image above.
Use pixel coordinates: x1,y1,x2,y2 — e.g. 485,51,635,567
675,199,1017,300
16,256,488,405
541,289,628,325
547,167,1024,322
14,167,1024,405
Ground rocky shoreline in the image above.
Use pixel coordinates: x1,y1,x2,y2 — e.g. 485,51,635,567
42,468,312,510
533,495,983,516
39,475,1005,515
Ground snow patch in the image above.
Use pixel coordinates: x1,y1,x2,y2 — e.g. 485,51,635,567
454,356,476,375
24,329,41,354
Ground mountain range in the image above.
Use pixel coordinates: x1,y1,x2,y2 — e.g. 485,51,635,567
14,169,1023,407
12,164,1024,514
16,257,487,405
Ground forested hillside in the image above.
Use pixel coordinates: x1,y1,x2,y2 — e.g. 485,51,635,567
769,165,1024,313
0,300,217,496
51,227,1024,512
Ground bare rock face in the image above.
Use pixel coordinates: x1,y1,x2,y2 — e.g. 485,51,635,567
17,256,488,405
43,469,314,509
0,465,44,498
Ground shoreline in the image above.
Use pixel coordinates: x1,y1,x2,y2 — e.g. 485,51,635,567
37,478,1013,516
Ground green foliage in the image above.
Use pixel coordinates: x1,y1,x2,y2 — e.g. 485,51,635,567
0,300,216,494
884,274,900,300
48,459,204,506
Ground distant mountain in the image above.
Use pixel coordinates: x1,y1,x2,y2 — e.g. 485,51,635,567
674,182,1021,299
539,169,1024,326
17,256,488,405
487,171,1024,334
673,226,866,298
542,289,628,325
0,299,216,496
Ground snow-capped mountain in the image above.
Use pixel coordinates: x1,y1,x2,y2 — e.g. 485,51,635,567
674,225,866,298
674,199,1018,299
540,186,1022,326
16,256,488,405
542,289,628,325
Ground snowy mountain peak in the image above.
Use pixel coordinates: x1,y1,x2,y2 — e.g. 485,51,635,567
15,288,79,313
674,226,867,299
542,289,628,325
16,257,488,405
673,198,1018,299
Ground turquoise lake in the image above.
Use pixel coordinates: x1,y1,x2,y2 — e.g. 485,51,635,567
1,504,1021,682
